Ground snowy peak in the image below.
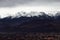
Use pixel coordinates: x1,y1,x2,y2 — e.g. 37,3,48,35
0,11,60,18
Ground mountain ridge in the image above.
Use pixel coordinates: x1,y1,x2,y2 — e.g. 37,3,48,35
0,12,60,32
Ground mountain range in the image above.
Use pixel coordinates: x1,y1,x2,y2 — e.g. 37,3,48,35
0,12,60,32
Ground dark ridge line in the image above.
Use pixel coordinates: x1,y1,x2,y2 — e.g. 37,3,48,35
0,12,60,32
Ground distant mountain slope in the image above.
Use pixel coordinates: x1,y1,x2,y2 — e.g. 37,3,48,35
0,12,60,32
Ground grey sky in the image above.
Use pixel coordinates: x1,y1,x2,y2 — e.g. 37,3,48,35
0,0,60,7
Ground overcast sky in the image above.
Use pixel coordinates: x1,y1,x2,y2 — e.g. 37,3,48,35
0,0,60,18
0,0,60,7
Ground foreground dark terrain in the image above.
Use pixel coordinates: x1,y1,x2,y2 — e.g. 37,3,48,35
0,12,60,40
0,32,60,40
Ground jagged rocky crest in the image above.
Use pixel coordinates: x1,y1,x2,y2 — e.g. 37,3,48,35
0,12,60,32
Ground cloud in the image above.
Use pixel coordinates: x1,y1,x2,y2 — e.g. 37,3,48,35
0,0,33,7
0,0,60,7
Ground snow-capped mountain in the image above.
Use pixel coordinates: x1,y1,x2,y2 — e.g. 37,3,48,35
0,12,60,32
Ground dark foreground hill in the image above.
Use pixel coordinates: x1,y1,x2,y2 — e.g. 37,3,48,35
0,32,59,40
0,12,60,32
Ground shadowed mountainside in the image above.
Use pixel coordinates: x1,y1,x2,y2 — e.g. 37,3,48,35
0,12,60,32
